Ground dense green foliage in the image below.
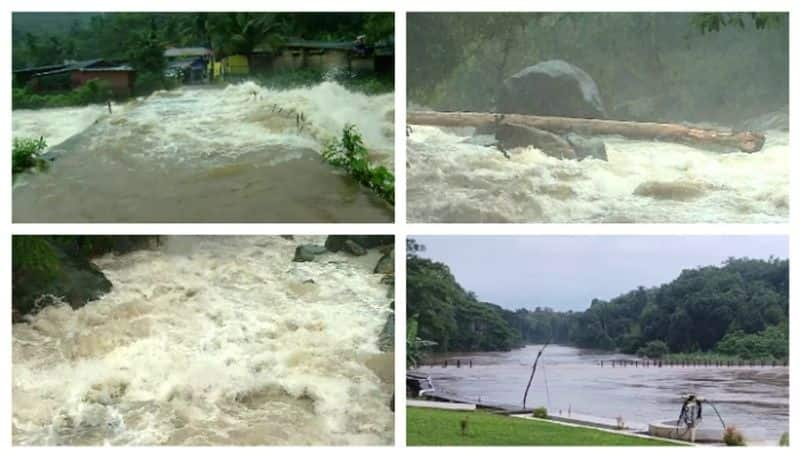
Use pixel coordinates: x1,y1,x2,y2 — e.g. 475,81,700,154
407,239,788,360
13,12,393,69
12,137,48,176
12,236,158,321
408,13,787,124
509,258,788,361
322,125,395,206
407,408,677,446
13,12,394,105
12,79,114,109
407,240,523,352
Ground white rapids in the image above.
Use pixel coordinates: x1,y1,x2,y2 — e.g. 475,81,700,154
12,236,394,445
12,82,394,222
407,124,788,223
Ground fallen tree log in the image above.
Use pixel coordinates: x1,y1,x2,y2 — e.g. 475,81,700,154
408,111,766,153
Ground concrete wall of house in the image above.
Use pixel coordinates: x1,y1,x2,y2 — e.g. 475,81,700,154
270,49,360,73
71,71,135,97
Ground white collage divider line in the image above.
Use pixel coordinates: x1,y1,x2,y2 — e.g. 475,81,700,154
2,0,799,456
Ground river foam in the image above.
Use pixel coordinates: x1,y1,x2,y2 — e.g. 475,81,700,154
12,236,394,445
407,123,788,223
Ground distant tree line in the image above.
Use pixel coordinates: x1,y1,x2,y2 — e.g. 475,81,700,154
407,239,788,361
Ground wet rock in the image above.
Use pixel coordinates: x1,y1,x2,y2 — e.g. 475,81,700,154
324,235,393,253
343,240,367,256
381,274,395,298
280,235,295,240
498,60,607,119
374,249,395,274
292,244,327,262
378,311,395,352
633,180,710,201
12,236,114,321
565,133,607,161
496,122,576,159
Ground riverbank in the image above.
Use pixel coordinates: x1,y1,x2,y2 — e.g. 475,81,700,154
407,407,678,446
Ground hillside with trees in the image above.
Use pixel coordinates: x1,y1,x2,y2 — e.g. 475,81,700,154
407,239,788,361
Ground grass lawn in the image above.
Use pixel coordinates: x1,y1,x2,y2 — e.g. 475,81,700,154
407,407,680,446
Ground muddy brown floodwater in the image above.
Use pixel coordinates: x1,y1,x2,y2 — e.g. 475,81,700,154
415,345,788,445
13,236,394,445
13,82,394,222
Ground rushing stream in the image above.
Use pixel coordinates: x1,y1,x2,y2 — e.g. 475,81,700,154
12,236,394,445
407,118,788,223
415,345,788,445
13,82,394,222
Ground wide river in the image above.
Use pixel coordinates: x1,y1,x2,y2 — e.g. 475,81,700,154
414,345,788,445
12,236,394,445
13,82,394,222
407,112,788,223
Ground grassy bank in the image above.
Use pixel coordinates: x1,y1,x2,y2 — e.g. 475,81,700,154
407,407,678,446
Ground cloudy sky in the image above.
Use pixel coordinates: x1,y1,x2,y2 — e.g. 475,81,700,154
412,235,788,312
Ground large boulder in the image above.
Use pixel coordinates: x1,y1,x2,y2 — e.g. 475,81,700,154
498,60,607,119
374,249,395,274
324,236,394,253
293,244,328,262
565,133,608,161
496,122,577,159
12,237,112,321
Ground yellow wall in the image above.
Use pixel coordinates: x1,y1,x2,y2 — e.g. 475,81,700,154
222,55,250,76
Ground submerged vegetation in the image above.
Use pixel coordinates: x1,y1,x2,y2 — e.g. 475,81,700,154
12,137,48,176
407,408,675,446
407,239,788,362
323,124,394,205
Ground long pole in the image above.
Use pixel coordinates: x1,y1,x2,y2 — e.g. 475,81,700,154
523,339,551,409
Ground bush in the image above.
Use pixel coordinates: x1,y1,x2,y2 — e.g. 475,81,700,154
723,426,745,446
637,340,669,359
779,432,788,446
12,137,48,176
12,80,113,110
532,407,547,419
322,124,394,205
714,323,788,360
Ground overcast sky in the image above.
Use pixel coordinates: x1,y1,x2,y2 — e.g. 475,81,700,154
412,235,788,312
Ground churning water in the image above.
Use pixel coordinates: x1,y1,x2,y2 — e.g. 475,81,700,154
416,345,788,445
12,236,394,445
407,121,788,223
13,82,394,222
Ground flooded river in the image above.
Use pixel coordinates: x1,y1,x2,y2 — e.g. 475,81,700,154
407,120,788,223
12,236,394,445
415,345,788,445
13,82,394,222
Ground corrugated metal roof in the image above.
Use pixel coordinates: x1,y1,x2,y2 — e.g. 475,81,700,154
283,39,355,50
165,47,212,57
